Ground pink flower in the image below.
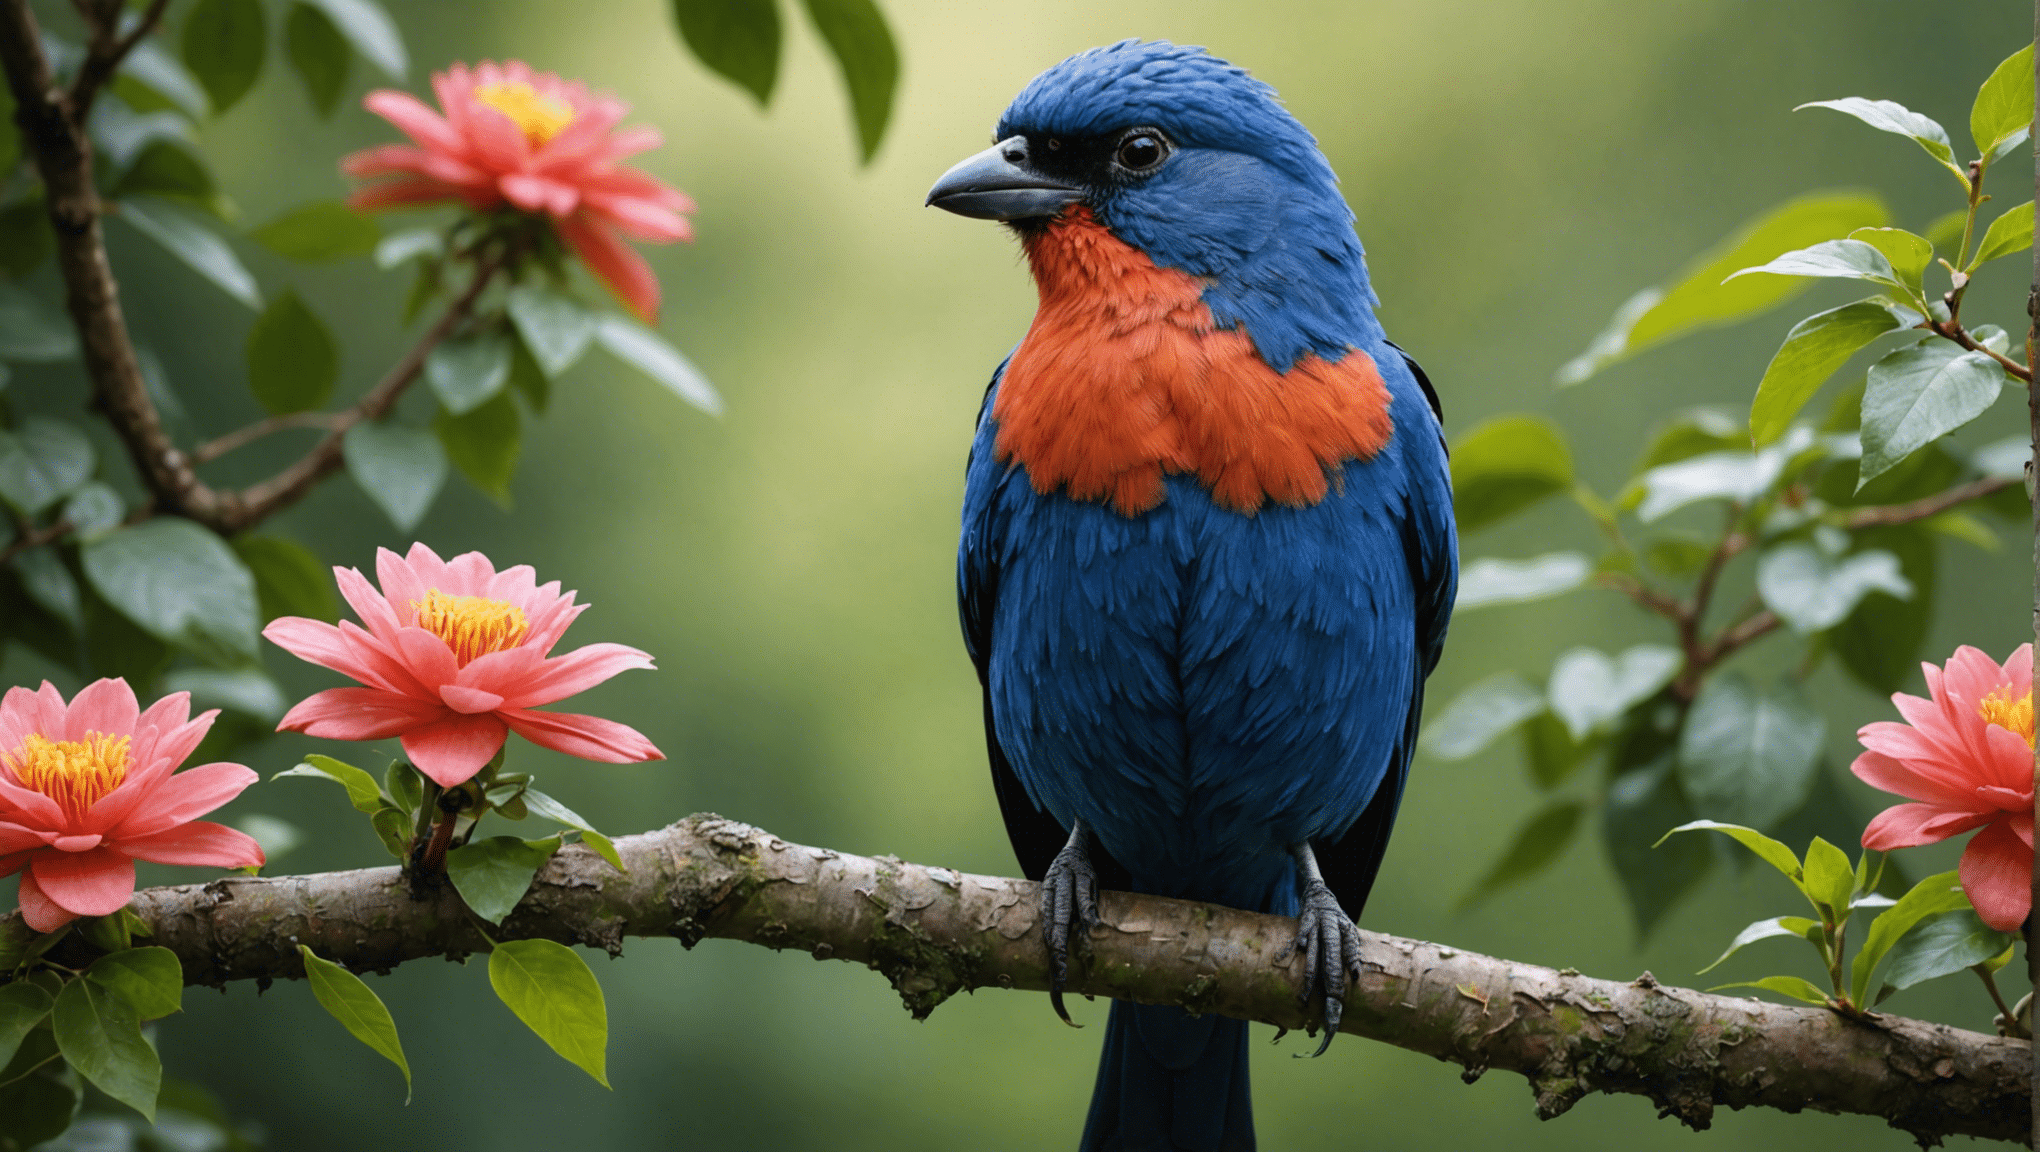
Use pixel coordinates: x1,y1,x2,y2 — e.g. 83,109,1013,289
1851,644,2034,932
265,543,662,789
0,680,263,933
342,59,695,322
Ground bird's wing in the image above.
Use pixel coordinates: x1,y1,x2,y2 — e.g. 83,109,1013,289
1317,343,1457,919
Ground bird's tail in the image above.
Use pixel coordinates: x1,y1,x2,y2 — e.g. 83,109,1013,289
1078,999,1254,1151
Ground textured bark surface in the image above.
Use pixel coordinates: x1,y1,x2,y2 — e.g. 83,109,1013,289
6,815,2025,1145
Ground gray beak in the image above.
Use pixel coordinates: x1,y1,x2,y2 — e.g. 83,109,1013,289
925,136,1083,221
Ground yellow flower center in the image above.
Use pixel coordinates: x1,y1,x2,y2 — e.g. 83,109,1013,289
413,589,530,666
1978,685,2035,749
472,81,575,147
5,732,131,821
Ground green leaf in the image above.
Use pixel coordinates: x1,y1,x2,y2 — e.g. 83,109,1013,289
488,938,609,1088
298,946,409,1097
1846,228,1932,295
799,0,898,162
1655,820,1802,880
426,331,511,414
1642,534,1713,577
1750,301,1908,447
164,667,286,724
0,282,79,361
0,418,94,516
245,289,338,414
1971,43,2035,160
81,519,260,665
445,836,559,925
108,141,219,215
343,420,447,532
0,200,52,279
1456,801,1583,909
670,0,781,104
85,947,182,1021
1417,672,1545,760
251,201,380,262
1878,909,2016,994
509,335,549,413
1755,543,1913,633
285,2,349,116
1676,674,1825,831
181,0,267,114
1546,645,1680,741
594,316,724,415
62,482,125,542
580,831,622,873
1448,415,1573,531
521,790,624,871
1726,238,1901,290
276,753,388,815
1971,199,2034,267
1800,837,1855,919
1851,870,1968,1006
1797,98,1961,177
368,806,409,858
121,40,211,119
1556,192,1887,383
374,227,442,270
118,197,261,309
1709,974,1831,1005
1831,526,1935,694
1698,916,1820,974
506,286,597,377
385,760,423,817
14,545,81,632
0,982,53,1070
1858,342,2004,488
1520,712,1595,790
1607,759,1712,939
53,976,159,1121
436,390,521,503
1454,552,1590,611
0,1029,77,1146
301,0,406,79
233,535,338,623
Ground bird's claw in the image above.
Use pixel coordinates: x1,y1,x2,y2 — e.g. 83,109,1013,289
1279,878,1361,1057
1041,835,1099,1028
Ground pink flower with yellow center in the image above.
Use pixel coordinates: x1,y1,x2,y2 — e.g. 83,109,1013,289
1851,644,2034,931
342,59,694,322
0,680,263,933
265,543,662,788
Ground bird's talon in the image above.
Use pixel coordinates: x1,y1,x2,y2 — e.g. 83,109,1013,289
1040,823,1098,1028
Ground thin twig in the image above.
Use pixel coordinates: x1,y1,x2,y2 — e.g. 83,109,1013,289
67,0,171,116
1844,474,2019,529
0,520,73,566
191,411,347,466
1927,318,2035,382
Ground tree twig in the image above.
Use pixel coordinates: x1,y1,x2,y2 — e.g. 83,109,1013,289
1928,318,2035,382
7,815,2024,1145
1845,474,2020,529
191,411,347,465
67,0,170,116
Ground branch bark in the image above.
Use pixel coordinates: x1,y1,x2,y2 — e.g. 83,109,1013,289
9,815,2024,1146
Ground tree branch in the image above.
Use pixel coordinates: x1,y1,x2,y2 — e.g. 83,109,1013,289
1845,475,2020,530
9,815,2023,1145
1929,318,2034,383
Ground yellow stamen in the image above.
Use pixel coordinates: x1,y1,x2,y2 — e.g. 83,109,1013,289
1978,685,2035,749
412,589,530,666
472,81,575,147
6,732,130,821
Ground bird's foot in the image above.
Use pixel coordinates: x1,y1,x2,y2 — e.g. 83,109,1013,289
1280,877,1361,1057
1041,825,1099,1028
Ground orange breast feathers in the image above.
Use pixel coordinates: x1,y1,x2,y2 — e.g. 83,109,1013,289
992,210,1394,518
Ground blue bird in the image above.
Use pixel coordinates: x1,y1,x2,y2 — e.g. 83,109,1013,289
927,41,1457,1151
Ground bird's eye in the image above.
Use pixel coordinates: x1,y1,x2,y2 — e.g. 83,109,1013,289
1115,131,1166,171
1047,137,1062,151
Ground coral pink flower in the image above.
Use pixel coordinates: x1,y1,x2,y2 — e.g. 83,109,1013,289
342,59,694,322
266,543,662,789
1851,644,2034,931
0,680,263,933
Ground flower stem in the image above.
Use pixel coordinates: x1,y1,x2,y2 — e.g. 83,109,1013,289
1976,964,2027,1037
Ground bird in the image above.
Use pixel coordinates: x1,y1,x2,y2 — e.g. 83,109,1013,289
927,40,1457,1152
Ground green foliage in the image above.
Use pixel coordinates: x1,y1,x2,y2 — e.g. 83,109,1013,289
1545,645,1678,740
1749,300,1908,445
1875,910,2014,1001
671,0,781,104
246,290,340,414
53,975,160,1120
299,946,410,1098
0,1029,78,1147
446,836,561,925
343,419,448,532
1829,527,1936,693
437,390,522,503
1971,198,2034,267
82,519,261,665
488,939,610,1088
235,535,340,623
670,0,896,160
1970,43,2035,161
0,982,53,1069
426,331,512,414
1754,542,1912,632
1796,98,1964,183
1676,675,1824,831
594,315,725,414
108,141,222,216
1849,871,1969,1007
0,418,94,516
252,202,380,262
277,754,391,816
506,286,598,377
1418,672,1545,760
1858,342,2005,486
1453,552,1590,611
1447,415,1573,531
181,0,269,115
285,2,351,117
0,283,79,361
800,0,900,162
118,196,262,309
1456,801,1583,909
85,949,184,1023
300,0,407,80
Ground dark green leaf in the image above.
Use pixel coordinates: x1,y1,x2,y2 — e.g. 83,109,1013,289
1709,974,1830,1005
1556,192,1887,383
0,72,16,173
181,0,267,114
233,535,337,623
1447,414,1573,531
374,227,442,269
85,947,182,1021
594,316,724,414
1755,543,1912,633
274,753,387,815
81,578,172,684
108,141,219,215
1971,43,2035,160
251,201,380,262
1859,342,2004,487
0,282,79,360
489,938,609,1087
285,2,349,117
1677,674,1824,831
343,420,447,532
245,289,338,414
1546,645,1679,740
15,546,82,631
118,39,210,118
301,0,407,79
118,197,261,309
1851,870,1967,1006
506,285,597,377
1456,801,1583,909
670,0,781,104
800,0,898,161
370,806,409,858
164,667,287,724
509,334,549,413
0,1030,77,1146
0,418,94,515
1879,909,2015,994
1832,526,1935,694
385,760,423,817
1800,836,1855,919
1726,238,1901,289
1454,552,1589,610
446,836,559,925
1606,758,1712,939
426,331,511,414
1417,672,1545,760
1698,916,1820,974
521,790,624,871
0,200,52,278
1971,199,2034,267
299,946,409,1097
53,976,159,1120
1655,820,1802,880
81,519,259,665
1797,98,1961,177
1520,712,1595,790
436,390,521,504
63,482,125,542
1749,301,1907,446
0,982,53,1070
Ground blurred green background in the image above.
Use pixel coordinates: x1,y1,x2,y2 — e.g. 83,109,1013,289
9,0,2040,1147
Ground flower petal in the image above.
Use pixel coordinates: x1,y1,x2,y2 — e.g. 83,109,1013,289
16,867,75,933
395,627,460,688
501,708,662,763
108,763,258,839
1849,749,1977,808
504,643,655,708
555,212,659,322
363,89,465,154
402,714,509,787
440,684,505,714
0,822,52,854
1861,801,1991,849
64,678,139,741
28,847,135,918
278,687,445,740
337,565,404,641
117,821,264,868
1961,819,2033,932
